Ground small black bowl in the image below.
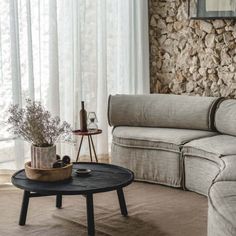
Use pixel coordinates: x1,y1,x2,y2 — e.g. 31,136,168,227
75,169,91,177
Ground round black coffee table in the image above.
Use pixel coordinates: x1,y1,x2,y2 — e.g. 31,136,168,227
12,162,134,236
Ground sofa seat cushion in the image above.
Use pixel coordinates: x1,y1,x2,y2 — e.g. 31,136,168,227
112,127,217,188
183,135,236,195
215,155,236,182
113,126,217,152
208,181,236,236
183,135,236,163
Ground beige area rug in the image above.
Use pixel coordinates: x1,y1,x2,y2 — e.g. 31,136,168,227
0,182,207,236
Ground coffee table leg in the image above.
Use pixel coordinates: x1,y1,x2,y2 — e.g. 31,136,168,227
19,190,30,225
117,188,128,216
86,194,95,236
56,194,62,208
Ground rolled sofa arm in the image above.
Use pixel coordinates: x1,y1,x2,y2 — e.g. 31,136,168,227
108,94,220,131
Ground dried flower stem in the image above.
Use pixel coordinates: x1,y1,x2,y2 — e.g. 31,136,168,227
8,99,71,147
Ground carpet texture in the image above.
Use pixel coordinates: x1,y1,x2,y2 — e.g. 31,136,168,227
0,182,207,236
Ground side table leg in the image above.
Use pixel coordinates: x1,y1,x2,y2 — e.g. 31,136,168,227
19,190,30,225
56,194,62,208
89,136,98,163
117,188,128,216
86,194,95,236
76,135,84,162
88,135,93,162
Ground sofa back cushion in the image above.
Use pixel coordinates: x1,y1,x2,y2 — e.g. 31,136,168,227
108,94,219,131
215,99,236,136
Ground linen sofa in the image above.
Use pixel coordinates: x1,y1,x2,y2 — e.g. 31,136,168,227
108,94,236,236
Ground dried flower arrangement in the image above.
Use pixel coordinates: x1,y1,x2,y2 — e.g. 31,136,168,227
8,99,71,147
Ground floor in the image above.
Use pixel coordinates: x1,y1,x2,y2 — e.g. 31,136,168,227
0,182,207,236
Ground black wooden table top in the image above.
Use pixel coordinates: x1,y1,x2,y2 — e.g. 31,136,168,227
11,162,134,195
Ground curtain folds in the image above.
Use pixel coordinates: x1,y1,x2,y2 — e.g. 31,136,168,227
0,0,150,170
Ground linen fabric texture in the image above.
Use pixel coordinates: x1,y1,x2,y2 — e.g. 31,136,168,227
215,99,236,136
215,155,236,182
208,156,236,236
112,126,217,187
182,135,236,195
109,94,236,236
208,181,236,236
108,94,218,131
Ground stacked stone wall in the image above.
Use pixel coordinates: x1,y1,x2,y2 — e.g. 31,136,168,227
149,0,236,97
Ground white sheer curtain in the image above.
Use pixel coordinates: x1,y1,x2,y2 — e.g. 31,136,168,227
0,0,150,170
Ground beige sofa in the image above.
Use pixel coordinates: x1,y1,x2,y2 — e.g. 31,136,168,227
108,94,236,236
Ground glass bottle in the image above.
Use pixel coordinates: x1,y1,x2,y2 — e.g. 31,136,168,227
80,101,87,132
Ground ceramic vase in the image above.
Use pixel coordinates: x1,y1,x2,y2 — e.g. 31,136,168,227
31,145,56,169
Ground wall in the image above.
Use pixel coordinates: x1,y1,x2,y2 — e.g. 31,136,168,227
149,0,236,97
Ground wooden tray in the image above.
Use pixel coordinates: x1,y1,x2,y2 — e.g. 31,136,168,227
25,161,72,182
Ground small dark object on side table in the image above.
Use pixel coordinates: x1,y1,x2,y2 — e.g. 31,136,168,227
75,168,91,176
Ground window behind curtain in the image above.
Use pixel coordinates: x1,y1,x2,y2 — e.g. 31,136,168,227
0,0,150,170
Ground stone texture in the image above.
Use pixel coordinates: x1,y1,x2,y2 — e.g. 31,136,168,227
149,0,236,98
199,21,213,34
205,34,215,48
213,20,225,29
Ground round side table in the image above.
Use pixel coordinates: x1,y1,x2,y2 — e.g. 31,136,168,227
73,129,102,162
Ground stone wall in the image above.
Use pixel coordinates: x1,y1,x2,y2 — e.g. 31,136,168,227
149,0,236,97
